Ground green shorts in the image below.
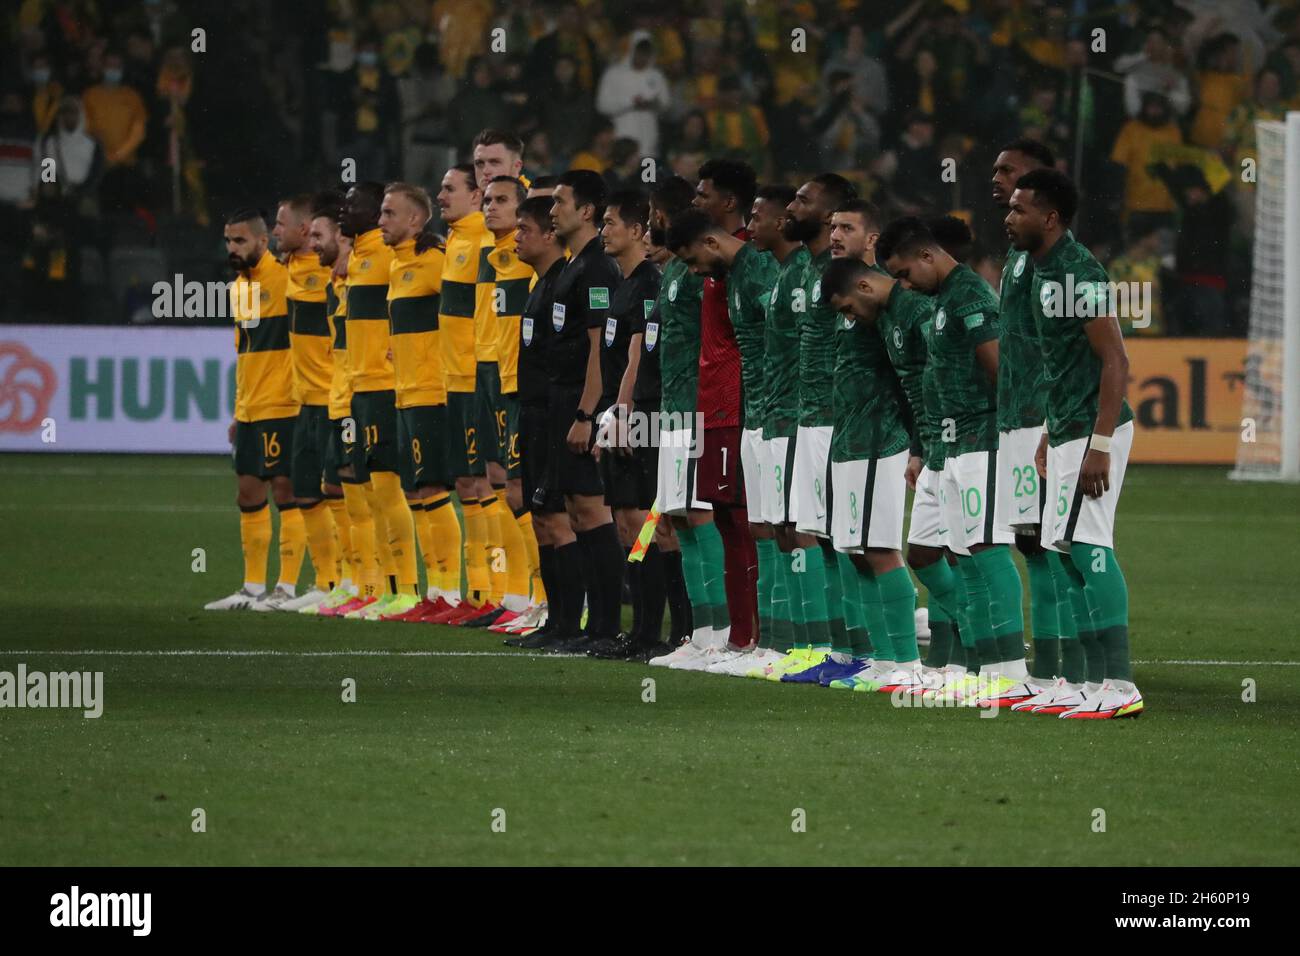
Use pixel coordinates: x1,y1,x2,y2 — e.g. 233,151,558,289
291,404,330,499
348,389,399,482
446,390,484,478
233,416,296,480
398,403,450,493
500,390,520,480
475,361,502,466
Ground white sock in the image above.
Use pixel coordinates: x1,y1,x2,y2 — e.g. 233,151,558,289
501,593,529,613
1001,658,1029,680
276,583,296,598
244,582,266,596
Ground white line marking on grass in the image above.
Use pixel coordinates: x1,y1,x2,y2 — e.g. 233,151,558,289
0,651,1295,666
0,649,583,659
0,466,228,478
0,503,228,513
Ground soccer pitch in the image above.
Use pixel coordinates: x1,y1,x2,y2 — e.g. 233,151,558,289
1,454,1297,866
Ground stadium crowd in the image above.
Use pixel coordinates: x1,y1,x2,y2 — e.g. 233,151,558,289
3,0,1300,333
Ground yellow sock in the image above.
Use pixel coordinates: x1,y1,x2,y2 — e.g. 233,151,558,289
412,500,436,595
301,501,337,592
482,494,507,605
276,504,307,592
326,497,352,585
363,481,398,593
239,502,271,588
489,489,530,602
371,470,419,593
341,481,379,597
427,492,462,596
516,508,545,603
461,496,489,604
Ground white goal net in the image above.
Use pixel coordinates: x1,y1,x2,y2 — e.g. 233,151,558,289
1232,113,1300,481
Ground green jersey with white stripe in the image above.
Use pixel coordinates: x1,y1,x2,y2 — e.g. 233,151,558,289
928,263,1000,455
761,245,811,440
728,243,779,431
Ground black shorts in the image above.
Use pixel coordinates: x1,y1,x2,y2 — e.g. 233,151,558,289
500,391,521,480
324,417,349,487
233,416,295,480
349,389,399,481
542,385,603,500
397,403,450,493
520,401,563,514
290,404,330,499
601,443,656,510
475,361,502,466
446,391,484,478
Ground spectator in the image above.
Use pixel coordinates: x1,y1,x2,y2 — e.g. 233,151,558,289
1154,164,1234,336
449,55,509,154
705,75,770,170
0,89,36,206
1118,28,1193,118
527,3,598,93
337,36,399,180
815,70,881,173
668,110,710,180
1190,33,1251,149
603,136,643,191
399,42,456,185
569,117,614,173
595,31,669,158
82,52,148,168
541,55,595,167
29,53,63,137
889,110,942,214
1107,221,1166,336
36,95,102,203
1110,92,1183,235
430,0,492,79
821,23,888,119
524,128,555,177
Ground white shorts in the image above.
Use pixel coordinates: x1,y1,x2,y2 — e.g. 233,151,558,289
791,424,833,537
941,449,1015,553
1044,420,1133,553
830,449,909,553
740,428,766,518
906,465,945,549
760,434,796,525
656,426,711,516
995,425,1046,533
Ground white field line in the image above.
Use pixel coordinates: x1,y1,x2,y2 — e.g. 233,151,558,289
0,650,1295,666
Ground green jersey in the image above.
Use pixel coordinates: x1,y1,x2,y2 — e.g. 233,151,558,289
929,263,1000,455
797,247,837,427
728,243,779,432
761,245,811,439
997,246,1047,431
878,280,933,461
658,257,704,417
831,293,910,462
1030,232,1135,446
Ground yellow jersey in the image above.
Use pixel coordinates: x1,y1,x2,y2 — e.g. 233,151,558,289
232,250,296,423
326,274,352,421
439,210,488,393
388,237,447,408
286,250,333,406
477,230,533,395
344,228,396,393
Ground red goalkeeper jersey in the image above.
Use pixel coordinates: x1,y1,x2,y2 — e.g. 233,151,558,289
697,227,748,430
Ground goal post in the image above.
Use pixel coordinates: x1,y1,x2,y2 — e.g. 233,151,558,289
1231,112,1300,481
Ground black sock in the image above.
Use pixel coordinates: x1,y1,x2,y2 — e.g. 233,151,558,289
625,548,641,639
577,523,624,639
663,548,691,641
553,541,586,635
537,544,561,635
638,543,667,643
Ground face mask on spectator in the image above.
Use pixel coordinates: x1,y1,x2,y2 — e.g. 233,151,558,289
103,67,123,85
33,68,51,86
358,51,378,68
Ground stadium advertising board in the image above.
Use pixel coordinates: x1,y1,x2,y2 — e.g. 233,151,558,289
0,328,1248,461
1124,339,1247,465
0,326,235,453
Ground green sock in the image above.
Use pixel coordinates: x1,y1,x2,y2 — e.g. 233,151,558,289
924,602,954,668
956,554,996,669
675,524,710,636
693,521,730,633
755,537,778,649
974,545,1026,663
1061,555,1104,682
1049,547,1086,682
821,544,850,655
878,565,919,664
913,555,960,621
1070,542,1132,682
797,544,832,648
769,549,794,652
783,551,809,648
858,569,890,664
950,559,975,668
1024,550,1061,680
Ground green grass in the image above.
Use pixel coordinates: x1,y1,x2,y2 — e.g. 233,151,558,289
1,454,1298,865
